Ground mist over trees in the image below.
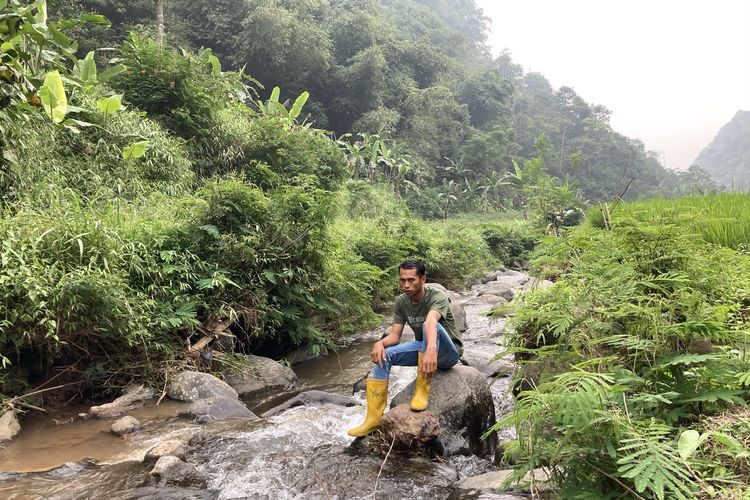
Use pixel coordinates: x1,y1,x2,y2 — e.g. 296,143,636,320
694,110,750,190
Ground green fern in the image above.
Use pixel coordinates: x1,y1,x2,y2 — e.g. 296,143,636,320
616,423,698,500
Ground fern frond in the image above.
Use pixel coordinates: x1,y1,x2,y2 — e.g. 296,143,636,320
616,423,698,499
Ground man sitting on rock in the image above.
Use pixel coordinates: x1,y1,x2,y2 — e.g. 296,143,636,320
348,259,463,437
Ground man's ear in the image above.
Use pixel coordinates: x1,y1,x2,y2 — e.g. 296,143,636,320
420,275,427,284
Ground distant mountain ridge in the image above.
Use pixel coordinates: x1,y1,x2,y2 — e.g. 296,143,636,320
694,110,750,189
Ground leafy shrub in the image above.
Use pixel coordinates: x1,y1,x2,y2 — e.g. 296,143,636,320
479,223,538,265
422,222,496,289
9,97,194,204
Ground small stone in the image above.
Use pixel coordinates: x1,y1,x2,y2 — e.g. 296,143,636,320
111,415,141,436
144,439,186,464
0,411,21,441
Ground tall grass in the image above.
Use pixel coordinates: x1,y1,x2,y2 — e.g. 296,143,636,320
590,192,750,249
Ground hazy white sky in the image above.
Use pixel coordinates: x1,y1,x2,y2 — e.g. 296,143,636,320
475,0,750,170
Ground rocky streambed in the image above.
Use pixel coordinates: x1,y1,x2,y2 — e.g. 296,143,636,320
0,269,549,499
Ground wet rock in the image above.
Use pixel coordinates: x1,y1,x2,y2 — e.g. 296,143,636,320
222,354,297,397
427,283,467,332
380,404,440,450
285,345,329,365
144,439,187,464
89,385,155,418
447,492,525,500
168,371,238,402
46,459,98,478
461,346,515,379
352,374,368,394
478,279,520,301
450,454,499,479
456,468,550,493
521,277,554,292
498,269,527,280
262,390,359,417
111,415,141,435
464,294,508,306
188,431,209,447
185,397,257,424
481,270,501,284
261,444,457,498
0,410,21,441
149,456,207,488
391,365,498,458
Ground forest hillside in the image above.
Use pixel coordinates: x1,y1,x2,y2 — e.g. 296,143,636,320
694,110,750,189
51,0,714,209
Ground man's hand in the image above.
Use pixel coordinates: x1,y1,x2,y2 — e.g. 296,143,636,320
371,340,387,367
420,347,438,378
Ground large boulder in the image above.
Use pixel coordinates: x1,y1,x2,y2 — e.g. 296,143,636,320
185,397,257,424
221,355,297,397
262,390,359,417
477,278,521,301
391,365,498,457
168,371,238,402
89,385,155,418
461,345,515,379
0,411,20,441
380,404,440,451
426,283,467,332
465,294,508,307
521,277,554,292
149,456,207,488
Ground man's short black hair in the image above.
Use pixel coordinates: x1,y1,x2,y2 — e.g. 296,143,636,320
399,259,426,277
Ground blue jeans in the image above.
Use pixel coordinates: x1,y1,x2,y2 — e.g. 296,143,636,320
370,323,460,380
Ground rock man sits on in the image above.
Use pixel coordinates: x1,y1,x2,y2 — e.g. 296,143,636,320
348,259,463,437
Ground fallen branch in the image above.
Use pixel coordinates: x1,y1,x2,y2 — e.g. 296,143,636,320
372,437,396,499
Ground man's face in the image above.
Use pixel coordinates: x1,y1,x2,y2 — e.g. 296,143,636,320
399,268,426,297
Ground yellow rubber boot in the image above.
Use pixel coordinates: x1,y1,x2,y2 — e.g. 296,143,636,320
410,352,432,411
348,379,389,437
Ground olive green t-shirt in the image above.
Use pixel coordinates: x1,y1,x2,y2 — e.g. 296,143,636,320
393,285,463,355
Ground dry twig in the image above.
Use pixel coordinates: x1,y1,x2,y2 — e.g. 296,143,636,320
372,437,396,499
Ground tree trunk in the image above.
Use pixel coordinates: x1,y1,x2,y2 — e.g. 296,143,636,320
155,0,165,48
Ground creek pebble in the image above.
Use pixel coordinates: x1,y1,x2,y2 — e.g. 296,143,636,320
111,415,141,436
144,439,186,463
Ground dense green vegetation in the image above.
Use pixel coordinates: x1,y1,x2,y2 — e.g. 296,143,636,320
1,0,543,402
694,110,750,190
494,194,750,498
48,0,717,214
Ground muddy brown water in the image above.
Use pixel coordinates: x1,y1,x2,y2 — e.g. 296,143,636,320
0,277,522,499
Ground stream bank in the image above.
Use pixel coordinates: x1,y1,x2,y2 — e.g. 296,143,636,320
0,269,543,499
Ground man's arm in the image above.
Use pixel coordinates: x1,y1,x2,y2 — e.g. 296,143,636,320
371,323,404,367
420,310,442,377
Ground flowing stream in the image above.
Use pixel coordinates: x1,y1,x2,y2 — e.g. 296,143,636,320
0,276,524,499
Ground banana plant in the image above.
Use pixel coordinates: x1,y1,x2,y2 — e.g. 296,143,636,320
257,86,310,129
